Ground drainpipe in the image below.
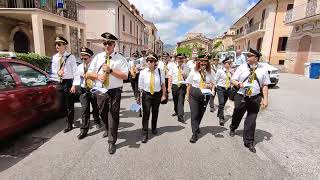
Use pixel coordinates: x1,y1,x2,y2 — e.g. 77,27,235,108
268,0,279,63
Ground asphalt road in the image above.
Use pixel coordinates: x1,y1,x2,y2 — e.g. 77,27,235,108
0,73,319,180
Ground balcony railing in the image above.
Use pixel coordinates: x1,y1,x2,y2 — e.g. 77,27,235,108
233,21,265,40
0,0,85,23
285,0,320,24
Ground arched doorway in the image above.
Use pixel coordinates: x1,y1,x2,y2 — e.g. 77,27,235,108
13,31,29,53
294,35,311,75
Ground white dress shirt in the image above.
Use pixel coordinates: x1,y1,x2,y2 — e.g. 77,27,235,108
232,63,271,96
168,64,190,85
235,54,247,65
88,51,129,90
186,69,216,89
138,68,165,93
215,68,232,88
77,62,93,88
186,60,196,70
50,51,79,86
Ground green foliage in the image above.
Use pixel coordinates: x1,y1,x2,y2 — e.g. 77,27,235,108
176,47,192,58
226,46,235,51
0,53,51,71
213,40,223,50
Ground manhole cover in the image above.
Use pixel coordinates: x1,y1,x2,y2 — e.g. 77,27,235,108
0,136,49,158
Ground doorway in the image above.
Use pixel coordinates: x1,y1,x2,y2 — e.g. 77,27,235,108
13,31,29,53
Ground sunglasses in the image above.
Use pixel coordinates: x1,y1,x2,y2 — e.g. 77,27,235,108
81,57,89,61
56,43,63,47
103,41,114,46
200,60,208,63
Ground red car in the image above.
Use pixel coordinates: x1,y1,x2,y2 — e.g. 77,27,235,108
0,57,63,140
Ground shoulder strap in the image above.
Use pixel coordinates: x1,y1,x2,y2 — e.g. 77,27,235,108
59,54,71,70
158,68,162,87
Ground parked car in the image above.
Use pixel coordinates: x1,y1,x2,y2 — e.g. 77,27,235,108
217,51,279,87
0,53,64,140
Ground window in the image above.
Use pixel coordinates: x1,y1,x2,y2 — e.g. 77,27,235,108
249,18,254,27
279,60,285,65
122,45,126,55
152,29,154,35
262,9,266,21
247,40,251,51
0,64,15,90
240,27,243,33
287,4,294,11
130,20,132,34
10,63,47,87
277,37,288,51
122,15,125,32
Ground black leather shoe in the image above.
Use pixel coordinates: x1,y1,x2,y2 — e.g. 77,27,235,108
178,116,185,123
245,143,256,153
189,134,198,143
229,130,236,137
171,113,177,116
77,131,87,140
102,131,108,138
219,118,225,126
152,129,158,135
142,135,148,143
63,126,73,133
96,123,102,129
108,144,116,154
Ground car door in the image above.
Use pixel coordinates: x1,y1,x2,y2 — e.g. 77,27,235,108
9,62,53,121
0,63,34,138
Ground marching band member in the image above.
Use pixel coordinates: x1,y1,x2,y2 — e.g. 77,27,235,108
230,48,271,153
77,47,102,140
50,36,79,133
138,53,166,143
186,55,215,143
86,32,129,154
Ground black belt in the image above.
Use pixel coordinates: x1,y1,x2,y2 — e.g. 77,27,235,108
217,86,231,90
143,91,161,96
239,93,261,99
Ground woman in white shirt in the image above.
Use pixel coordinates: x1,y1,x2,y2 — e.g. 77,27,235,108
138,53,166,143
186,54,216,143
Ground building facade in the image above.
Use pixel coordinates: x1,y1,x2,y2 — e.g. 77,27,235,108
177,33,213,56
0,0,86,57
221,28,236,51
79,0,146,57
155,38,163,55
284,0,320,74
144,20,157,53
233,0,294,65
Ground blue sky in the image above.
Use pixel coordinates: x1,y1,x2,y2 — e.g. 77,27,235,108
129,0,259,45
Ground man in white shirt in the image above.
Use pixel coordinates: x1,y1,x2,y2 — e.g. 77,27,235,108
215,57,233,126
230,48,271,153
86,32,129,154
129,52,139,100
50,36,79,133
158,52,171,101
209,57,221,112
168,53,189,123
77,47,102,140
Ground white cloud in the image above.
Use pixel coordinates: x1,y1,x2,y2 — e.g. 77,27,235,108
128,0,253,44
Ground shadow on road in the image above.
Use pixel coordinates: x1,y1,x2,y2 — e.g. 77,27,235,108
236,129,273,145
198,126,228,139
0,107,83,172
117,125,185,149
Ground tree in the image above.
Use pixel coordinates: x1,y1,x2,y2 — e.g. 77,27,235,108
213,40,223,50
176,47,192,58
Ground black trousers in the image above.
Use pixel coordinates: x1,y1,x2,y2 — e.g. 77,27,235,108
189,87,210,134
142,91,161,135
209,89,217,109
164,78,169,99
216,86,230,119
79,88,100,132
172,84,186,117
96,88,122,145
59,79,74,126
130,73,139,99
230,93,262,145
